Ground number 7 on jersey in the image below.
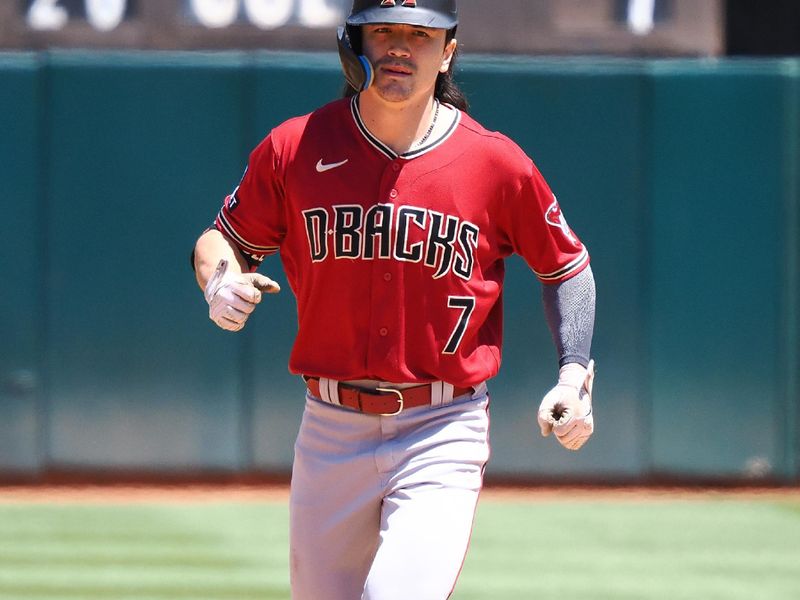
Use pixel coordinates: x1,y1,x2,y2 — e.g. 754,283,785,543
443,296,476,355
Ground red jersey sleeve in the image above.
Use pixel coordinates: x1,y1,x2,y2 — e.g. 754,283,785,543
500,161,589,283
214,134,286,271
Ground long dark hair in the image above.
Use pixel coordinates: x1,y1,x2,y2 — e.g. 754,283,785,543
342,27,469,113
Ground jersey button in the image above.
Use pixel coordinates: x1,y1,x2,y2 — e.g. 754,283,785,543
392,163,400,172
390,189,398,199
379,327,389,337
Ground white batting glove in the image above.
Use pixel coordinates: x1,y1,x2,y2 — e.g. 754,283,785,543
537,360,595,451
204,259,280,332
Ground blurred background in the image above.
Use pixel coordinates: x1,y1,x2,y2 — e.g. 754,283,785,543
1,0,798,486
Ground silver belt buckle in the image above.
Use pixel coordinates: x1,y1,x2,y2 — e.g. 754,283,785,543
375,387,404,416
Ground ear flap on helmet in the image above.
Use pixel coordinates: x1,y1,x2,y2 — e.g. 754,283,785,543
337,27,374,92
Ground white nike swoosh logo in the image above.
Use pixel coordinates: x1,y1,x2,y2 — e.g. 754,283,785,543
316,159,349,173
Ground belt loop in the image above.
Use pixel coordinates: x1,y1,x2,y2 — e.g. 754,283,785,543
430,381,444,408
319,377,341,406
471,381,488,399
439,382,455,407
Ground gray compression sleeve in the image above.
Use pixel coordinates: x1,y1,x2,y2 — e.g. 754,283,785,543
541,265,596,368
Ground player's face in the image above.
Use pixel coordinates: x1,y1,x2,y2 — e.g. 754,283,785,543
361,24,456,104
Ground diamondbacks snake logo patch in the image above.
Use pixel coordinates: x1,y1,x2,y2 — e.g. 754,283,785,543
545,196,577,243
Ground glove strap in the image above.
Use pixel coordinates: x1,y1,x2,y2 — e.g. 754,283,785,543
558,362,587,389
204,259,229,304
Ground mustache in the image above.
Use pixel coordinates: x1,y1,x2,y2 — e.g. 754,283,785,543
375,58,416,73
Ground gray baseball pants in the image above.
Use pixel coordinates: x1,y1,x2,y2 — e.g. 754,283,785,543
290,385,490,600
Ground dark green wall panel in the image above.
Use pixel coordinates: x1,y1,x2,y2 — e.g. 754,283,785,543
0,55,42,472
42,53,251,469
648,62,795,478
788,64,800,480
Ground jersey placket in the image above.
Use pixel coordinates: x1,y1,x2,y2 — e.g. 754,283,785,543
366,159,407,376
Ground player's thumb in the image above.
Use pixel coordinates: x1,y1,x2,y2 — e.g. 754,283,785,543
537,412,553,437
245,273,281,294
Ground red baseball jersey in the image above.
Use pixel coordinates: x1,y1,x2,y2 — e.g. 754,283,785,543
214,96,589,387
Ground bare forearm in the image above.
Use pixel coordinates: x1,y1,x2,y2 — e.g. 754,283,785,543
193,229,250,290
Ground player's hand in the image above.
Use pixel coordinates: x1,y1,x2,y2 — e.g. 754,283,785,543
204,259,280,332
537,360,595,451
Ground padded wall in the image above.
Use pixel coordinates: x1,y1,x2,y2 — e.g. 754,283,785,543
0,52,797,480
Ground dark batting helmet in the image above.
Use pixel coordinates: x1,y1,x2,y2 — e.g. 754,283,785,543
346,0,458,30
338,0,459,92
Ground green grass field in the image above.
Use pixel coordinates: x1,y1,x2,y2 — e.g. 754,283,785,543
0,492,798,600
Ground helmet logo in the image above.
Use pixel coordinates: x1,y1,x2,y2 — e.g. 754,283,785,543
380,0,417,6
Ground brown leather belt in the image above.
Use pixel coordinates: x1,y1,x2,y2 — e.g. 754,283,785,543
305,378,473,416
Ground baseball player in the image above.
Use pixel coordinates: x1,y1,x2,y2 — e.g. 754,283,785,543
193,1,596,598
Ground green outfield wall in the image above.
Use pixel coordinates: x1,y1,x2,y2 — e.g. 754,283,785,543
1,52,797,482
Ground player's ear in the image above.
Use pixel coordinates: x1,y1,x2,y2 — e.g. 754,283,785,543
440,38,457,73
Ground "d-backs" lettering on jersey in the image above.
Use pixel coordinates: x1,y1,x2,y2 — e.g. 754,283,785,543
302,204,480,281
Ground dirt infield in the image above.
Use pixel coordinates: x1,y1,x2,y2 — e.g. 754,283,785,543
1,483,798,504
0,484,290,504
